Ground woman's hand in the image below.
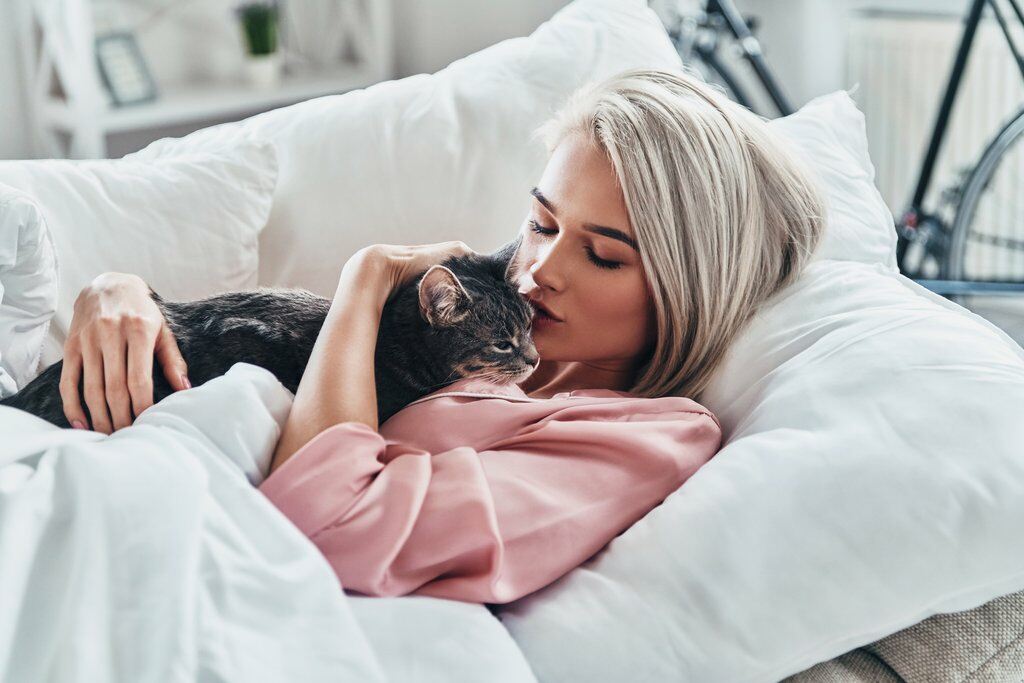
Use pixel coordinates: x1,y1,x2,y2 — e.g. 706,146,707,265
60,272,190,434
357,241,477,301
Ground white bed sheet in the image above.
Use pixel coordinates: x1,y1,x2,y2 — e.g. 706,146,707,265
348,596,537,682
0,362,532,682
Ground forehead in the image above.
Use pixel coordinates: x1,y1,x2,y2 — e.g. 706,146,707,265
535,133,633,237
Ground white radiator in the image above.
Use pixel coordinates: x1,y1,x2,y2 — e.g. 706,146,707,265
847,9,1024,279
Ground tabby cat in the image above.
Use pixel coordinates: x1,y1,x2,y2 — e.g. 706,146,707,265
1,238,539,428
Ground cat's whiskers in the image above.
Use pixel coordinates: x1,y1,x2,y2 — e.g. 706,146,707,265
468,368,520,386
419,369,463,392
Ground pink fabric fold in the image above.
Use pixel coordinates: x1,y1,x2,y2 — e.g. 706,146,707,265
257,376,722,604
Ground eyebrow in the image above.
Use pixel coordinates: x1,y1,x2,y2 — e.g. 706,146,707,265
530,187,639,251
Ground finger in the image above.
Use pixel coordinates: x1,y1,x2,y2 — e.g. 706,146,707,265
59,341,89,429
155,324,190,392
101,334,133,431
81,337,114,435
126,321,157,418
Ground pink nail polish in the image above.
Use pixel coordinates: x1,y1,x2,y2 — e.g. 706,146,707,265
181,374,192,390
71,420,86,430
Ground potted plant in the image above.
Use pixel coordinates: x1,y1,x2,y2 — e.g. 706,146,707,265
236,0,281,88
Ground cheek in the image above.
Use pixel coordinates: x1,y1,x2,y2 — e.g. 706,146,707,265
569,274,654,353
600,284,650,326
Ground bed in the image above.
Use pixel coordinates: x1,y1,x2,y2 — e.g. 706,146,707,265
2,1,1023,681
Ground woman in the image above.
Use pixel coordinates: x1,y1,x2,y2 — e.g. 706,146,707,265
58,69,825,603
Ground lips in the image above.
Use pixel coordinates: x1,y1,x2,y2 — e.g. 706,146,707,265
528,299,563,322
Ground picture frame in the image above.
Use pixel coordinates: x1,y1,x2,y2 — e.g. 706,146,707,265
94,32,158,107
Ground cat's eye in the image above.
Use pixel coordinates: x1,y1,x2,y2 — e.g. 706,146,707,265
492,341,514,352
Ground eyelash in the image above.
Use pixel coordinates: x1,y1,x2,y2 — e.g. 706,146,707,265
527,220,623,270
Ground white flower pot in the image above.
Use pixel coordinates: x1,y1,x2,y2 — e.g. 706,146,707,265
243,53,282,89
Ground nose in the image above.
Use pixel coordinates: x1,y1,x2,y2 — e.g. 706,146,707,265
517,241,566,296
522,343,540,367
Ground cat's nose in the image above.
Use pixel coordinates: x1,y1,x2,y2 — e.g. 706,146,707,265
522,348,540,367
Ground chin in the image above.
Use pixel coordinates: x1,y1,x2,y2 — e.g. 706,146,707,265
531,338,566,361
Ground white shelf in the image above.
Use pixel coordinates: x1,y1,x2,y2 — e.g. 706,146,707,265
20,0,394,158
44,64,379,134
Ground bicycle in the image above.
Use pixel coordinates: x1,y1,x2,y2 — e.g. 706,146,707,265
895,0,1024,303
659,0,1024,309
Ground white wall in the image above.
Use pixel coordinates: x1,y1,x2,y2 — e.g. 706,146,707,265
0,8,32,160
391,0,570,76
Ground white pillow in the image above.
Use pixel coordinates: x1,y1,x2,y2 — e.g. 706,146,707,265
495,92,1024,682
0,142,278,367
778,91,899,271
130,0,684,297
0,184,58,396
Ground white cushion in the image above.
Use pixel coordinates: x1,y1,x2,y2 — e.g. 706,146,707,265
0,184,58,396
130,0,684,297
0,142,278,367
495,92,1024,682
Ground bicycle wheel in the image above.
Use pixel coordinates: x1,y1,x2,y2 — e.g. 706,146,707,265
944,107,1024,342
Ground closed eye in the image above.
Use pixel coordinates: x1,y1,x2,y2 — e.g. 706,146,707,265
528,220,557,237
492,340,514,352
528,220,622,270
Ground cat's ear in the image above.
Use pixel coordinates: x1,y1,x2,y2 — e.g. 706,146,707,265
418,265,471,327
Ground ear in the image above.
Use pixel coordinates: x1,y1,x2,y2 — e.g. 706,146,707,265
418,265,471,327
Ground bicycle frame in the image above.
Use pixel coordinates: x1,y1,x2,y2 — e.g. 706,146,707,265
907,0,1024,213
665,0,794,118
704,0,794,117
900,0,1024,295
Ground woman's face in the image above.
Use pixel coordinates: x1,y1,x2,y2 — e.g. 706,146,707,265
507,133,657,367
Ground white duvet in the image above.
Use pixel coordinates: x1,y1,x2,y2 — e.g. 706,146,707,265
0,363,535,683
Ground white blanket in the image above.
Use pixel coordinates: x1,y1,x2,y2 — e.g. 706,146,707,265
1,355,544,683
0,363,390,682
0,363,538,682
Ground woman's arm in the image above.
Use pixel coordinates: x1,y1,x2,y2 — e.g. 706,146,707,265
268,250,391,476
268,240,475,476
258,400,722,604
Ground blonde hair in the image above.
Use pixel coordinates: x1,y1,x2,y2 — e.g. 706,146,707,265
534,68,826,400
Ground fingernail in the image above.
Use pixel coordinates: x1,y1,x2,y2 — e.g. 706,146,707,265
71,420,86,430
181,374,192,390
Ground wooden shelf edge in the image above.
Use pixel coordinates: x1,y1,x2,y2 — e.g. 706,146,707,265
43,64,380,134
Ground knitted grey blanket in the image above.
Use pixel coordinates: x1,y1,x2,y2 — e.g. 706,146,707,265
785,590,1024,683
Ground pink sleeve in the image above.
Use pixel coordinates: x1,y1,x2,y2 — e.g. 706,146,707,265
257,401,722,604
